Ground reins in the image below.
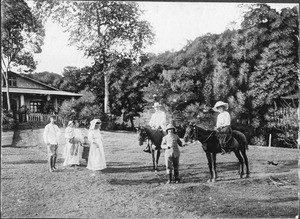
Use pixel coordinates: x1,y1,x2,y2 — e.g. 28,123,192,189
191,126,214,143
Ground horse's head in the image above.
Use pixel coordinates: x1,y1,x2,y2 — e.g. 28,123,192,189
183,123,196,143
136,126,148,146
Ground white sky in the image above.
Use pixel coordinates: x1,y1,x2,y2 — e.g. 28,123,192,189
31,2,297,75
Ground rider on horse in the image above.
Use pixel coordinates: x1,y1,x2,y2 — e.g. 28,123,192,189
144,102,167,153
213,101,232,154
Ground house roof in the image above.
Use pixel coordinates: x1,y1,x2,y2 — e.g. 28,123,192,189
9,71,60,91
2,87,82,97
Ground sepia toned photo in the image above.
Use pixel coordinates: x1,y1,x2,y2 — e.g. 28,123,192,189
1,0,299,218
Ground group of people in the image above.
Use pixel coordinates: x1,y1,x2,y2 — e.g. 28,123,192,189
145,100,232,183
43,99,232,184
43,117,106,172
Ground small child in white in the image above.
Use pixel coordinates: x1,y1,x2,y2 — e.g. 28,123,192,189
81,136,90,164
161,124,184,184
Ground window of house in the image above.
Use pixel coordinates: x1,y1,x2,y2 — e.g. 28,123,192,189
30,101,43,113
1,75,17,87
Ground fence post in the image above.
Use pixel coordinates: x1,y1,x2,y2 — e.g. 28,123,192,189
268,134,272,147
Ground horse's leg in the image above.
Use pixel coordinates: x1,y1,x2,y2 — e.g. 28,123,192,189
241,149,250,178
155,149,161,172
205,152,213,183
212,153,217,182
151,145,156,171
234,150,244,178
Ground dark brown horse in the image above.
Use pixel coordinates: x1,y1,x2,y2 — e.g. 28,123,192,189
136,126,165,172
184,124,250,182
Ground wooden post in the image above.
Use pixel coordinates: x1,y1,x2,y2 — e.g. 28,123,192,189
268,134,272,147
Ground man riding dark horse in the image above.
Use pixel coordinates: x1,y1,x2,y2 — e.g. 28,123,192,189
143,102,167,153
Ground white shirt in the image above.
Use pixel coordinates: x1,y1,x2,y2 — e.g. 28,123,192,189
216,111,231,128
43,123,61,145
149,110,166,130
64,126,74,140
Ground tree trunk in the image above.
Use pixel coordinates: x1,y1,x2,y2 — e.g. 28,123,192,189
4,73,11,111
130,116,134,128
104,72,110,114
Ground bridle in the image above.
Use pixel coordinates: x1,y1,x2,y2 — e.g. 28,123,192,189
189,125,214,143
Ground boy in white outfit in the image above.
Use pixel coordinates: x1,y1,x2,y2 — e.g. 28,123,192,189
43,116,61,172
161,124,184,184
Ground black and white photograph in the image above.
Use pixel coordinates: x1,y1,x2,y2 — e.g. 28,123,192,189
1,0,299,218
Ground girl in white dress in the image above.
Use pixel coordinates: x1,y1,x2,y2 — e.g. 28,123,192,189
63,120,80,167
87,119,107,171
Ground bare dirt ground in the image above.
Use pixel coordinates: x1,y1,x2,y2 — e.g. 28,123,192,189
1,128,299,218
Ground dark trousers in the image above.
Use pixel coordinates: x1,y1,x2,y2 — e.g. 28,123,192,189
217,126,232,149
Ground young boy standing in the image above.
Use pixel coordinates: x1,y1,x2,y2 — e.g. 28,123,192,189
161,124,184,184
43,116,61,172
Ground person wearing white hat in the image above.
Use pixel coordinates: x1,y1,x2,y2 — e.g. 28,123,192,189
143,102,167,153
43,116,61,172
149,102,167,130
87,119,107,171
212,101,232,154
161,124,184,184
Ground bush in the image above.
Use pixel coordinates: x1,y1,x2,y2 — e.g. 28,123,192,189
250,135,267,146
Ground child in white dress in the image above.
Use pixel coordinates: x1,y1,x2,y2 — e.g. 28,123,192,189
87,119,107,171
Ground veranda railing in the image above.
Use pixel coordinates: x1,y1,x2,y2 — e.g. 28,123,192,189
27,113,66,126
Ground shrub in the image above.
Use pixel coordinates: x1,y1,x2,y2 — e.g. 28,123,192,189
250,135,267,146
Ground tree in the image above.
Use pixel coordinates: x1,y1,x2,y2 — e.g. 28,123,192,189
249,6,298,108
1,0,44,110
34,1,154,114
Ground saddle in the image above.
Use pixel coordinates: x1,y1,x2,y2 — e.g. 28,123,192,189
217,135,239,153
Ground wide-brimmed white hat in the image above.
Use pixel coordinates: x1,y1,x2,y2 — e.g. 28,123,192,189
166,124,176,132
212,101,228,111
153,102,162,108
89,119,101,129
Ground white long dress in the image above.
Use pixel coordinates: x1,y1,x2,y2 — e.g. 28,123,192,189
63,126,80,166
74,127,83,163
87,129,106,171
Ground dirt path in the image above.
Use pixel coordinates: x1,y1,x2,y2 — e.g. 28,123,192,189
1,129,299,218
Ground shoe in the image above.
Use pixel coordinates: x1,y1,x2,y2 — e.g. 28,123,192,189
53,166,57,170
143,148,151,153
166,180,171,184
49,168,54,172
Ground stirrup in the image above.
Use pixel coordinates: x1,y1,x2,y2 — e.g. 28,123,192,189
221,148,226,155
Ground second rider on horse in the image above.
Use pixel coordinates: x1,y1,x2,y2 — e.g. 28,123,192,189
144,102,167,153
213,101,232,155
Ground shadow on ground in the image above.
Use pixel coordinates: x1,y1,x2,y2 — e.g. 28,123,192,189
3,159,47,165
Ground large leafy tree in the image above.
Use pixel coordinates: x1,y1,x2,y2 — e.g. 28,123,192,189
1,0,44,110
249,6,298,108
109,58,147,128
34,1,154,114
